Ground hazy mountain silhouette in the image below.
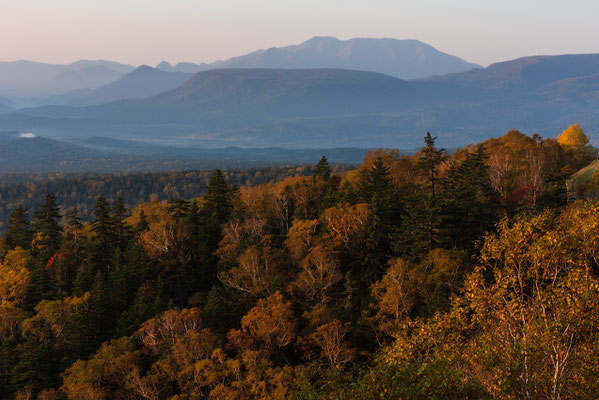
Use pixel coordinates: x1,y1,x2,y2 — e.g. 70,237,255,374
155,36,481,79
0,60,135,101
429,54,599,90
6,54,599,148
36,65,126,95
0,100,12,114
46,66,193,106
156,61,205,74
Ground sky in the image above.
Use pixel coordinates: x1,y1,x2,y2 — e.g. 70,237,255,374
2,0,599,67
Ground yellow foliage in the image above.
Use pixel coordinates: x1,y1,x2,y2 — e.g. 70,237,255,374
0,247,30,307
557,123,590,147
384,202,599,399
22,293,90,339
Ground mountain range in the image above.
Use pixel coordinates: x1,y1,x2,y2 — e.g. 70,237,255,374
43,66,194,106
3,53,599,149
0,60,135,102
1,39,599,153
154,37,481,79
0,37,479,106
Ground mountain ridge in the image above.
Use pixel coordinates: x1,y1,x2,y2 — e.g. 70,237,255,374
5,53,599,148
155,36,481,79
44,66,194,106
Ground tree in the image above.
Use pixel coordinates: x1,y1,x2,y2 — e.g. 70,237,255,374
313,156,332,180
65,207,83,236
112,196,132,253
0,248,31,307
228,291,297,358
557,123,595,170
218,245,277,298
417,132,447,198
539,158,572,208
291,244,342,304
31,194,62,260
201,170,233,228
358,157,402,222
61,337,139,400
5,205,31,250
135,210,150,233
439,145,499,249
91,196,114,272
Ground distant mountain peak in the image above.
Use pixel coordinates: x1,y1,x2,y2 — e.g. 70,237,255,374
154,37,480,79
156,61,175,71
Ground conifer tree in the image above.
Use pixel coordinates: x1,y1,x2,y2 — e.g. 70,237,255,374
313,156,332,179
358,157,402,224
91,196,113,272
539,158,572,208
417,132,446,198
400,133,449,254
439,145,498,249
66,207,83,234
11,336,58,393
111,196,131,252
31,194,62,259
5,205,31,250
352,158,403,302
135,210,149,233
202,169,233,227
185,199,201,234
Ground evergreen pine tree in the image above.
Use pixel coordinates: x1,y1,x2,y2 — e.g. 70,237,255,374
439,145,499,249
66,207,83,234
539,158,572,208
31,194,62,260
56,209,85,297
202,169,233,227
11,336,58,394
111,196,131,252
135,209,150,233
358,157,402,225
313,156,332,179
91,196,113,273
5,205,31,250
417,132,447,198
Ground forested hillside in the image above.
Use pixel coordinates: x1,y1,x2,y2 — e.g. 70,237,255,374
0,166,343,232
1,124,599,399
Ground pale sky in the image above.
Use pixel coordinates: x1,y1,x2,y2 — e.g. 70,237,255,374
2,0,599,67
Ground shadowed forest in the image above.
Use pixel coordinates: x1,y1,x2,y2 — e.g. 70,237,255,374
2,125,599,399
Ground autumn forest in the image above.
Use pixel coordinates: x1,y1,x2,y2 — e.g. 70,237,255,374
2,124,599,399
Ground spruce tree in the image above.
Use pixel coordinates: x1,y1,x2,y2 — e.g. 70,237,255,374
5,205,31,250
417,132,446,198
112,196,131,252
91,196,113,273
439,145,499,249
31,194,62,259
135,210,150,233
66,207,83,234
202,169,233,227
539,159,572,208
358,157,402,225
313,156,332,179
